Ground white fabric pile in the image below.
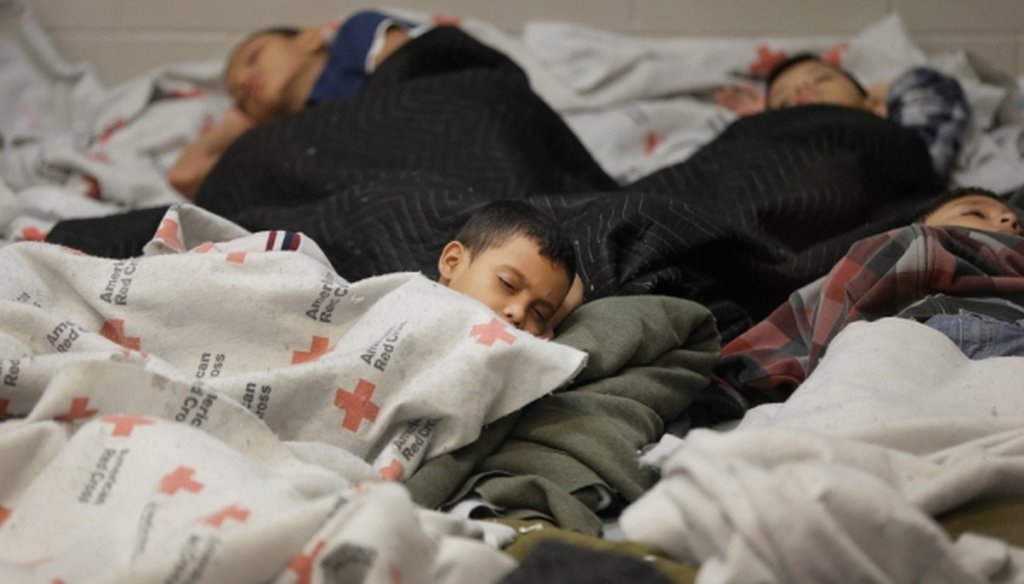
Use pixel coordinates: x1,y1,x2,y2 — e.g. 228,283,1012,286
622,317,1024,583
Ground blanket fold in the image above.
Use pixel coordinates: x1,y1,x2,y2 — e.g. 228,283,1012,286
405,295,720,535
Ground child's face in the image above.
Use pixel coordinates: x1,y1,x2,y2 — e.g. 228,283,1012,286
438,236,573,338
767,60,867,110
923,194,1023,236
224,30,319,122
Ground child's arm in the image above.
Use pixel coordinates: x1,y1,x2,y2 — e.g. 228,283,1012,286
168,106,256,199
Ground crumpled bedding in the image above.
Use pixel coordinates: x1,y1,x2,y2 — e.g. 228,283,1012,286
0,202,596,583
1,203,586,479
623,317,1024,583
404,294,721,536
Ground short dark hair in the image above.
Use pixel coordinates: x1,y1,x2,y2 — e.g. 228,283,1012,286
456,200,577,279
917,186,1005,222
764,52,868,105
242,26,300,43
225,27,301,80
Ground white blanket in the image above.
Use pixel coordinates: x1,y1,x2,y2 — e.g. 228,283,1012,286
622,318,1024,583
0,204,588,582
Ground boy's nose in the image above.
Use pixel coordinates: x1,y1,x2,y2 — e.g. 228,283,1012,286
999,213,1021,235
503,304,525,329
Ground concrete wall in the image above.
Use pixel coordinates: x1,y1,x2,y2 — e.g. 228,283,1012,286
31,0,1024,84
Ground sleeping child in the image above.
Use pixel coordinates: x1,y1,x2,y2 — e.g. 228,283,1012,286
715,53,970,178
438,199,584,339
169,9,422,198
694,186,1024,425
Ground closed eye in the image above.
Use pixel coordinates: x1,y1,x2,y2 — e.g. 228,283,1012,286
498,277,515,292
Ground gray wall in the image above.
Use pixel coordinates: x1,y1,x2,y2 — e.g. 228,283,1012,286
32,0,1024,84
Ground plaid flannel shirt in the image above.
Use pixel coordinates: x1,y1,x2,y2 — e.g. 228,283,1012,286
886,67,970,179
712,224,1024,409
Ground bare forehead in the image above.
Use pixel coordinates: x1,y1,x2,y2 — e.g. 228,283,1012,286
943,194,1012,212
774,60,839,85
225,31,288,74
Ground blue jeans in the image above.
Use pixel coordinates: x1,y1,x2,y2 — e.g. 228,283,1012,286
923,311,1024,359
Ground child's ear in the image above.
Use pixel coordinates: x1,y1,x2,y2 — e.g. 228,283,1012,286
437,241,466,285
296,26,327,54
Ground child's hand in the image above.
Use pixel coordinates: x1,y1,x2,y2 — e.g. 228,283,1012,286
714,82,767,116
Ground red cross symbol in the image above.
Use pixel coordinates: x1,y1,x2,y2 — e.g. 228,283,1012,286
101,414,155,437
168,87,204,99
749,45,789,78
292,335,331,364
288,539,326,584
21,226,47,241
192,241,215,254
432,13,463,26
160,466,204,496
83,175,102,199
0,505,10,528
470,318,517,347
97,117,127,144
203,504,250,527
54,397,99,422
89,151,111,165
154,217,183,251
226,251,247,264
334,379,379,432
823,42,850,66
644,132,662,156
379,458,403,481
101,319,141,351
0,398,10,421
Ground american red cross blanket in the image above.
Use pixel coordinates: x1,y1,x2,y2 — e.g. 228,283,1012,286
0,203,586,581
0,203,587,481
